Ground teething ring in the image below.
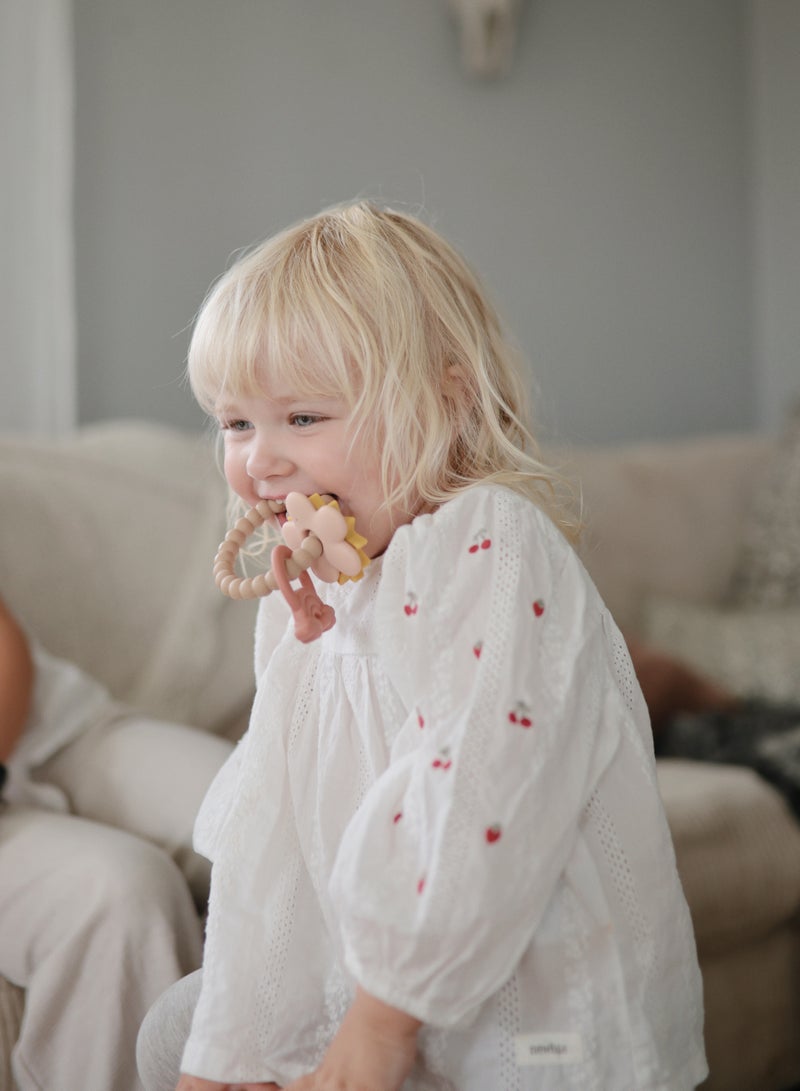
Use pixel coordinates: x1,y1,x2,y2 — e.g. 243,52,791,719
213,499,325,601
213,492,370,602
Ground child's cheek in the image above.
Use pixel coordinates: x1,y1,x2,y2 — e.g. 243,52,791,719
224,453,255,506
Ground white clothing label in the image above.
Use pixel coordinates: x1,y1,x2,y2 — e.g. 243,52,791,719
515,1033,583,1066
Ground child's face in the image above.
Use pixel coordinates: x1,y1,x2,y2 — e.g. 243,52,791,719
217,379,413,559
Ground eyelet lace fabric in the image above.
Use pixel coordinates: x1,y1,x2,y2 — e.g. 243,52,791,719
183,486,707,1090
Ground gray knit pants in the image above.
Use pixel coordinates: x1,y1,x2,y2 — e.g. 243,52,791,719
136,969,202,1091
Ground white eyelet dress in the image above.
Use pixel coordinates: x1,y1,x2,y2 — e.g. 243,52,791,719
182,485,708,1091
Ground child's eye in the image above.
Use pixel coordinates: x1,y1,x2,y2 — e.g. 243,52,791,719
290,413,324,428
220,419,252,433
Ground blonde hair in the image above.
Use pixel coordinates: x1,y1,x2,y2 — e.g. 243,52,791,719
188,200,580,541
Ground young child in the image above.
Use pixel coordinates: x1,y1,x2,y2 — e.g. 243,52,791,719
139,201,707,1091
0,594,233,1091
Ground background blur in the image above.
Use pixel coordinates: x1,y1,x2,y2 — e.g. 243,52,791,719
1,0,798,444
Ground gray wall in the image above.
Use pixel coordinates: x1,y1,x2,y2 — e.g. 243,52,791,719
74,0,756,445
751,0,800,430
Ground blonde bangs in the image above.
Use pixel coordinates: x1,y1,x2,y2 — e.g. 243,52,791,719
188,226,368,416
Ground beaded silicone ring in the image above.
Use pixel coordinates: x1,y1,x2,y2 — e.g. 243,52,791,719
213,492,369,642
214,498,320,600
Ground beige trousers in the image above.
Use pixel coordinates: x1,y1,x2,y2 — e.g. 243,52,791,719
0,716,232,1091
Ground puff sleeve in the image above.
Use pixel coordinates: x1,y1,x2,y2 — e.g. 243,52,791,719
328,486,622,1026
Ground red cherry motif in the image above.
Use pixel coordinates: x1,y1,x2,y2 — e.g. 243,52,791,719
393,812,403,823
533,599,545,617
432,748,452,770
486,824,502,844
404,594,418,616
473,640,483,659
468,530,492,554
417,711,425,728
417,877,426,894
508,702,533,728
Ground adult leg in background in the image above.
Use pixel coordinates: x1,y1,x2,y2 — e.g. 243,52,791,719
0,806,203,1091
37,715,234,908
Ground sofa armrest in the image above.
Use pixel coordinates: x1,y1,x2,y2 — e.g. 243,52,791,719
0,421,256,735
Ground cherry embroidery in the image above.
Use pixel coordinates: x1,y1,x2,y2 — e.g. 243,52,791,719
473,640,483,659
417,876,426,895
508,701,533,728
431,748,452,770
393,812,403,824
486,824,502,844
404,592,419,616
468,530,492,554
417,710,425,729
533,599,545,617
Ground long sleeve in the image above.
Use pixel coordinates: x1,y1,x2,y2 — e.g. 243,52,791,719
329,486,622,1026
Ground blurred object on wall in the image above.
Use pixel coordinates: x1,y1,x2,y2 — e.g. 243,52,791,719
447,0,523,78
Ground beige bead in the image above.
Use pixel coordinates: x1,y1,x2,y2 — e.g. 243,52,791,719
250,573,269,596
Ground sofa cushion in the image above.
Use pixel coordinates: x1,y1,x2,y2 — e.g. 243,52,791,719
563,435,774,631
658,758,800,955
642,596,800,704
0,421,257,735
727,401,800,608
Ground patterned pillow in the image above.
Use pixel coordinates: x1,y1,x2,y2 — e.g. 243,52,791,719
642,596,800,705
728,400,800,607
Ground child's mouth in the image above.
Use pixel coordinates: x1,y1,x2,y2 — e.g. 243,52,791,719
262,493,341,526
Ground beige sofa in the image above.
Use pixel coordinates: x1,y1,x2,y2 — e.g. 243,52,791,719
566,435,800,1091
1,421,799,1091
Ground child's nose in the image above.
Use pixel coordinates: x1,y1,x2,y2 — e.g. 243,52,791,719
246,434,293,480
